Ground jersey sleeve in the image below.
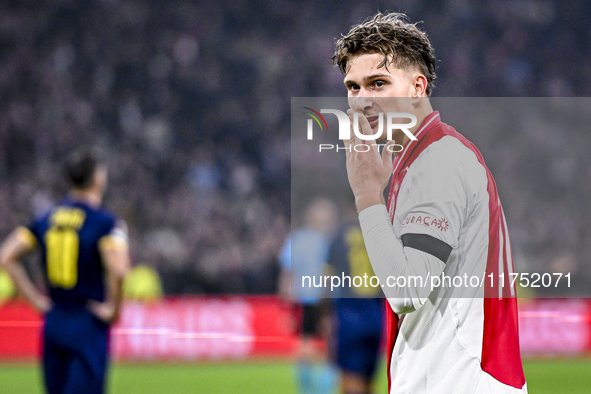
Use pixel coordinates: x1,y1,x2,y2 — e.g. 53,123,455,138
98,219,129,251
397,139,469,253
17,225,38,249
17,214,48,249
360,204,445,313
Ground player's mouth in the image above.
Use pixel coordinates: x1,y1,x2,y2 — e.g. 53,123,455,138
366,115,380,128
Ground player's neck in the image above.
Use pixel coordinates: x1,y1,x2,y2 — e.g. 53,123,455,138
409,99,434,136
69,189,102,208
393,101,434,155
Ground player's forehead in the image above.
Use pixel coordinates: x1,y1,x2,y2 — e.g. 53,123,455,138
343,52,403,84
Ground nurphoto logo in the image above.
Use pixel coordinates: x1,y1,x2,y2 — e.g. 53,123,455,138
303,107,417,153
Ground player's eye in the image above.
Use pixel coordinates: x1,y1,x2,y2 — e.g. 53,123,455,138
348,84,360,92
373,80,385,88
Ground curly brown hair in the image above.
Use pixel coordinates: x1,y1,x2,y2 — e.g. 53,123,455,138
333,12,436,96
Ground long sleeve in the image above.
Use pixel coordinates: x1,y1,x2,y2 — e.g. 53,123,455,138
359,204,446,314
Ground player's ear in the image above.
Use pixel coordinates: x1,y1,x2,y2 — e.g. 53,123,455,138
412,74,428,97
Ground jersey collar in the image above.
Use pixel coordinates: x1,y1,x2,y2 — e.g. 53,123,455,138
393,111,441,174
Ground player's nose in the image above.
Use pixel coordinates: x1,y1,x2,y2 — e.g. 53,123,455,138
349,94,374,112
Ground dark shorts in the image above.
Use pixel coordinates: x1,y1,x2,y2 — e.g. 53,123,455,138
301,303,323,336
43,306,109,394
334,298,384,378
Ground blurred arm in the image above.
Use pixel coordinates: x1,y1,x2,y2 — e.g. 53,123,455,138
359,205,447,314
278,237,292,301
0,227,51,313
89,223,131,324
279,268,292,300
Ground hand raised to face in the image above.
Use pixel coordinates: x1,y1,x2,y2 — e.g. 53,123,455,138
344,109,397,212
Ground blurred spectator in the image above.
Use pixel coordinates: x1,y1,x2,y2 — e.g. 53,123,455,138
123,264,163,302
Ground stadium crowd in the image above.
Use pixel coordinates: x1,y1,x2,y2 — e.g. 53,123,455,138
0,0,589,294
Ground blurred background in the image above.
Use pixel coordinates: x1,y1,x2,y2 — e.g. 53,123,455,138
0,0,590,393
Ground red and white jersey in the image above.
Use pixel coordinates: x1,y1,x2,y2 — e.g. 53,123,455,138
383,111,527,393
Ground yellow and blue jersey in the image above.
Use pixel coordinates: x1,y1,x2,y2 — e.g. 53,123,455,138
329,222,384,378
327,222,382,298
20,198,118,309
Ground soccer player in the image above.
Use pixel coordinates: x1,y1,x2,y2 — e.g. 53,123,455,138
332,13,527,393
327,201,383,394
0,147,130,394
279,198,337,394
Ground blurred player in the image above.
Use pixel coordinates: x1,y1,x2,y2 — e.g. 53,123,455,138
0,147,130,394
333,12,527,393
279,198,337,394
328,201,383,394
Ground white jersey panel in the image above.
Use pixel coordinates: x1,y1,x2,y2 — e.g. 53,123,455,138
388,136,527,393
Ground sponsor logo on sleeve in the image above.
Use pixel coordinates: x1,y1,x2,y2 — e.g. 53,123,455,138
402,215,449,232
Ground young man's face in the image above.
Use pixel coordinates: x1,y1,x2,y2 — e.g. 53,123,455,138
344,52,425,137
